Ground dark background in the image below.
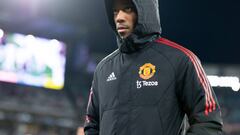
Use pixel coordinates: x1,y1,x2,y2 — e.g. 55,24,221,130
0,0,239,135
0,0,239,63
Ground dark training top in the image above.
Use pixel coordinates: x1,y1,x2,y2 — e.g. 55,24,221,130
84,0,223,135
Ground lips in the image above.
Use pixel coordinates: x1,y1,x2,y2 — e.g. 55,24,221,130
117,25,129,33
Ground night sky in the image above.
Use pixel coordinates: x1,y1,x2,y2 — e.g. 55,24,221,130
0,0,239,64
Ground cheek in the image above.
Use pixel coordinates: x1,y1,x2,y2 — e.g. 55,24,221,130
130,14,137,27
133,15,137,25
113,16,117,24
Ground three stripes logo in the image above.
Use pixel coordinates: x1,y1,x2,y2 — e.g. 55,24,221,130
107,72,117,82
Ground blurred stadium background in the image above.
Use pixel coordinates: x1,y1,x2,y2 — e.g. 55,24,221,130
0,0,239,135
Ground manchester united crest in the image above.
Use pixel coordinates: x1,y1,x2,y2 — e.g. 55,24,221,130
139,63,156,80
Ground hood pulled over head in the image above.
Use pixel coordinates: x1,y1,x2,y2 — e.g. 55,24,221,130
104,0,162,53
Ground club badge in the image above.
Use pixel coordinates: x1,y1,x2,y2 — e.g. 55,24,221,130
139,63,156,80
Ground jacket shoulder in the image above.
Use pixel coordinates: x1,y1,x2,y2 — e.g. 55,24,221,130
95,49,120,72
151,38,202,73
153,38,190,59
152,38,201,62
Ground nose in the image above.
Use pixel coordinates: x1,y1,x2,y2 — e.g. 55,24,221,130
115,10,126,23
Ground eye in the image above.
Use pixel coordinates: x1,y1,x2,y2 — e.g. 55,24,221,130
113,9,119,16
123,7,134,13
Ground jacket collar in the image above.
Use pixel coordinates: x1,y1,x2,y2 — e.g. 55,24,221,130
118,33,160,54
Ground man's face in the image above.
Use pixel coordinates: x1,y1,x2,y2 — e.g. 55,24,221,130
113,0,137,39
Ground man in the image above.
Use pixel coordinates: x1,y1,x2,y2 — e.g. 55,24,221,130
84,0,223,134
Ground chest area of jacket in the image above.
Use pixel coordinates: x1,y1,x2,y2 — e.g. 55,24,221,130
97,53,176,108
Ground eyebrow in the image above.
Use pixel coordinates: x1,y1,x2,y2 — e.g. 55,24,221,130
113,3,134,9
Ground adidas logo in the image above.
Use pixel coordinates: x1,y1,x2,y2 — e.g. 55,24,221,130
107,72,117,82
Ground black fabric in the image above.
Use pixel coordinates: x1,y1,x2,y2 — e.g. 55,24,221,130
84,37,223,135
84,0,223,134
117,33,159,53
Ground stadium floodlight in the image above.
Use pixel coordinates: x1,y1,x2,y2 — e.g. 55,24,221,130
207,75,240,92
0,32,66,90
50,39,60,45
0,29,4,38
26,34,35,41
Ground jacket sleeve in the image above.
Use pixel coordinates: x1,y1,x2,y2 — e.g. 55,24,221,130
84,73,99,135
177,55,223,135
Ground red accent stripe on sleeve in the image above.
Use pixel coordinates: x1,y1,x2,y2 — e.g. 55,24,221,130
86,115,93,123
87,88,93,112
156,38,216,115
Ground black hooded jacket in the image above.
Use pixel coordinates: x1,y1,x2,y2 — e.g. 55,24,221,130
84,0,223,135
